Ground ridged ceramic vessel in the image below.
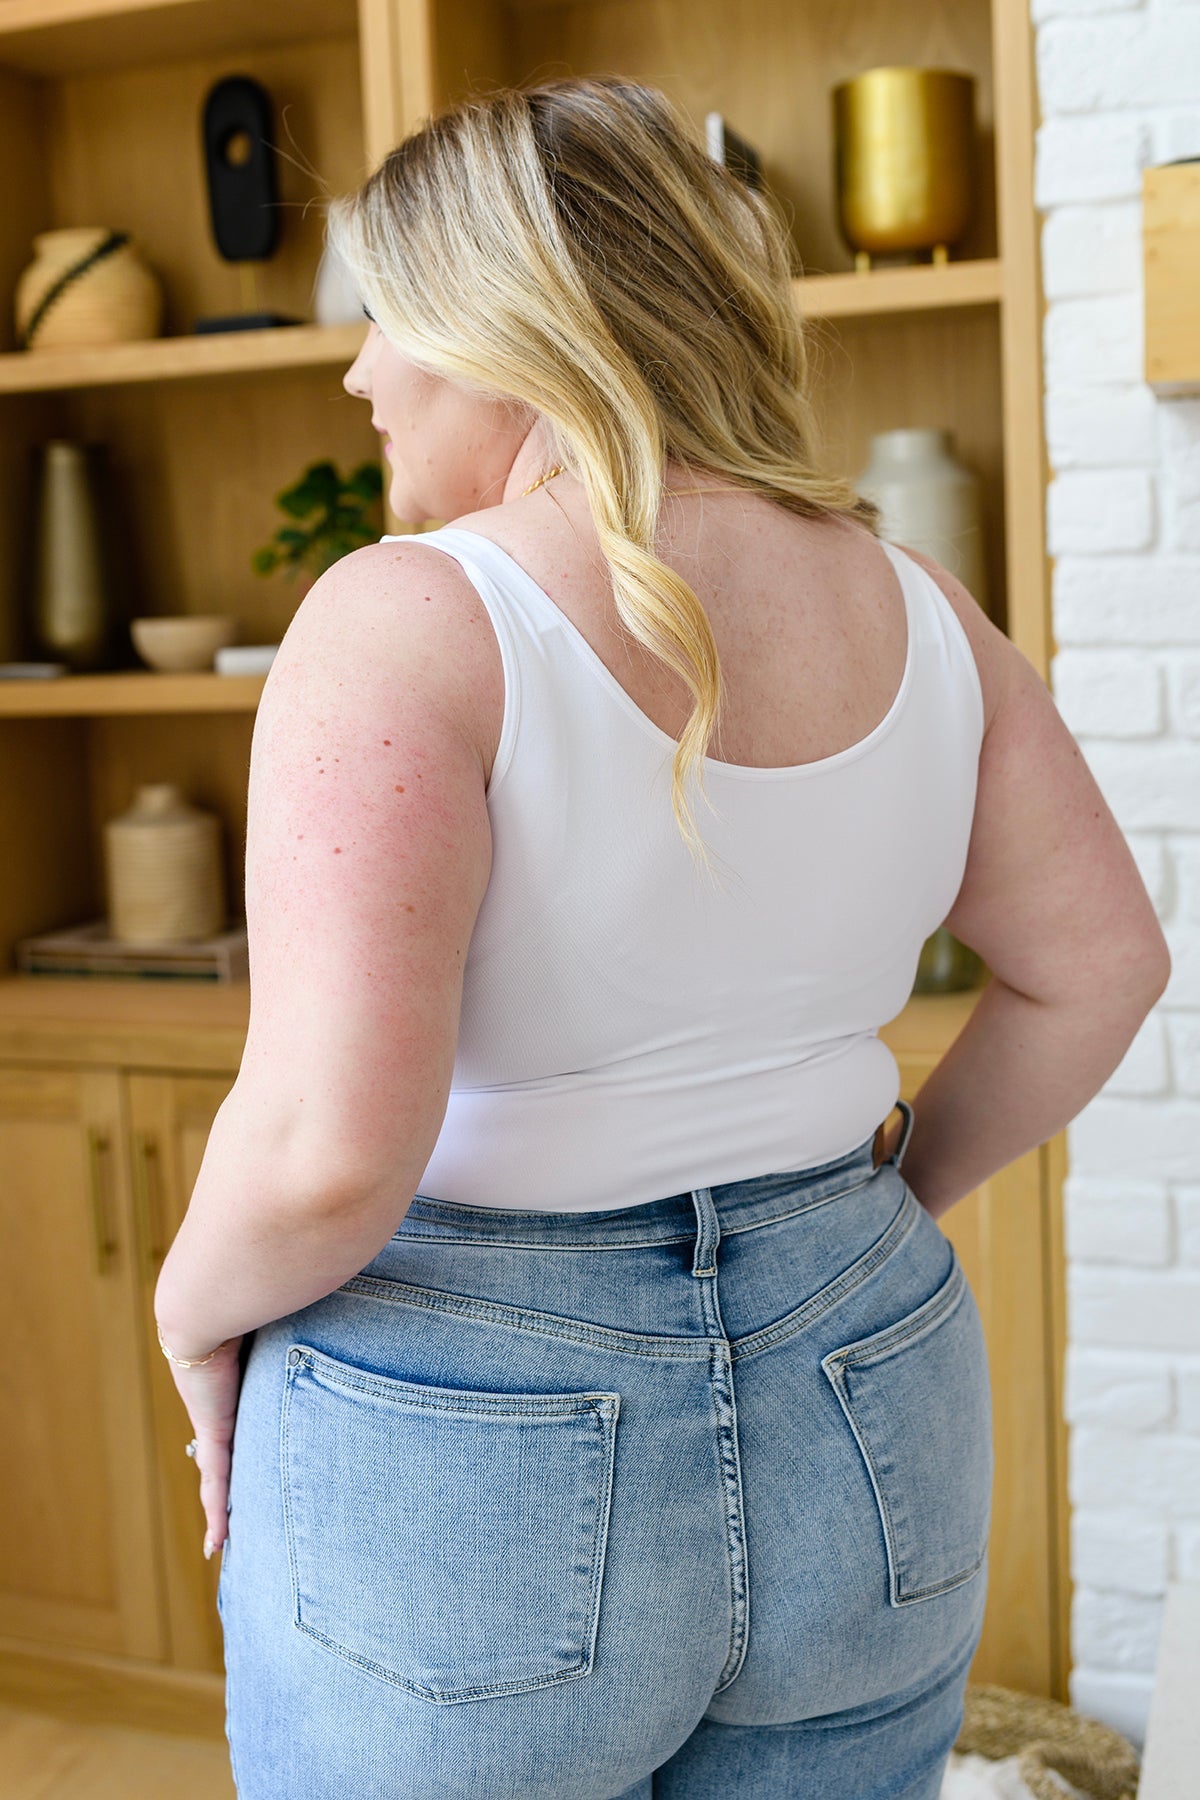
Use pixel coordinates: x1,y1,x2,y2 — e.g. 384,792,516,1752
104,784,225,944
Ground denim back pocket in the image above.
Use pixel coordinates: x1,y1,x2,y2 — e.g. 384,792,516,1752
281,1343,620,1703
822,1254,992,1606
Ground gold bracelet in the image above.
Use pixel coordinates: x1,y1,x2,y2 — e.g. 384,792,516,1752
156,1319,225,1367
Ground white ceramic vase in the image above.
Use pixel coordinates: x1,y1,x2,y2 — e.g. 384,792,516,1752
855,428,988,614
312,238,365,326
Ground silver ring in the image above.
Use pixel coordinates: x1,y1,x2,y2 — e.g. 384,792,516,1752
185,1437,199,1458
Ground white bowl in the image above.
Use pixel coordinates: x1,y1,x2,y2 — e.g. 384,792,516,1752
131,615,236,673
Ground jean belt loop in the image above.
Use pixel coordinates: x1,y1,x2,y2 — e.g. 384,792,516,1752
887,1098,916,1170
690,1187,720,1278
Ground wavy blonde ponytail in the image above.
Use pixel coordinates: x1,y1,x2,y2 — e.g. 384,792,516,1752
327,77,879,864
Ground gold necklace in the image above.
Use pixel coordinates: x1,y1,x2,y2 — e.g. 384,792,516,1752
521,464,565,497
519,466,728,500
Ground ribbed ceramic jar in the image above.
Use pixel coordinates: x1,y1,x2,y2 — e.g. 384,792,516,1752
856,427,989,614
15,227,163,350
104,784,225,944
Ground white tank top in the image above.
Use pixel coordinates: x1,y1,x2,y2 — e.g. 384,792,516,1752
383,524,985,1212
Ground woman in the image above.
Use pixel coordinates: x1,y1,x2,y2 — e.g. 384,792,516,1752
153,77,1170,1800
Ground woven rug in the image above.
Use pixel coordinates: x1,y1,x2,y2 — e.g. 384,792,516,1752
939,1685,1141,1800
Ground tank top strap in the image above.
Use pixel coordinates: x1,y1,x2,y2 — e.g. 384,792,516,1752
379,525,555,795
382,525,561,636
877,538,985,744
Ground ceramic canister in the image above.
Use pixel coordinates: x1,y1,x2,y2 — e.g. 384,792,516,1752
104,784,225,944
855,428,989,614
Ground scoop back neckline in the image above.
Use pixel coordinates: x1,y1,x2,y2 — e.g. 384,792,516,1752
429,524,917,783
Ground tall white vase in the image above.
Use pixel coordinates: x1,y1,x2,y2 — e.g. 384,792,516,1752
856,428,989,615
312,238,365,326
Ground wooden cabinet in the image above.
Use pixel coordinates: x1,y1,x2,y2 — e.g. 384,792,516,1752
0,982,1070,1714
887,1015,1069,1700
129,1071,237,1672
0,1064,163,1661
0,1024,237,1690
0,0,1067,1725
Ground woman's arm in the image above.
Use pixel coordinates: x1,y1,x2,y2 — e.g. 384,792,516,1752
153,539,500,1355
895,548,1171,1220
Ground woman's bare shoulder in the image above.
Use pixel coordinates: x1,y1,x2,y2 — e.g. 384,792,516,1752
277,537,506,780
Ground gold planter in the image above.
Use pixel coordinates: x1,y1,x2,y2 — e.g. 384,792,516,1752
833,67,976,269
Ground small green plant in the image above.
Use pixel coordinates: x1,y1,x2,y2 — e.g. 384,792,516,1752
251,459,384,582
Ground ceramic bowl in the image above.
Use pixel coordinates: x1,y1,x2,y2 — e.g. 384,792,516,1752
131,615,236,673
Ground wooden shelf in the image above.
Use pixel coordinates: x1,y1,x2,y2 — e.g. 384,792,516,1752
0,0,357,77
0,268,1003,399
0,971,251,1069
0,323,365,395
0,264,1005,397
0,672,266,716
0,969,983,1072
794,258,1004,318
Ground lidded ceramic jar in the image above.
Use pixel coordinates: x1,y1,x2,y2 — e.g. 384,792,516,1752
104,784,225,944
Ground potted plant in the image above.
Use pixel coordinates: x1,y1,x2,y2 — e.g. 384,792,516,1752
251,458,384,600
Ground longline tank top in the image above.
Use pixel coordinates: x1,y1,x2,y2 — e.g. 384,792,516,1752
380,524,985,1212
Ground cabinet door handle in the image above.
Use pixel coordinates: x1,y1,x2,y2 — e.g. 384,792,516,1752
131,1131,165,1280
87,1127,117,1275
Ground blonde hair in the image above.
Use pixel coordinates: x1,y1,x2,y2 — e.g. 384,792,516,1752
327,76,880,863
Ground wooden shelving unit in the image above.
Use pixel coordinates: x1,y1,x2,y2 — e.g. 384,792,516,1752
0,0,1067,1727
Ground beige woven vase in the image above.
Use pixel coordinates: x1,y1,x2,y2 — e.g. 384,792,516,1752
15,227,163,350
104,784,225,945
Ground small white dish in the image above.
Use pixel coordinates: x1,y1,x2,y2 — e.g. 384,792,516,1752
215,644,278,675
131,615,235,673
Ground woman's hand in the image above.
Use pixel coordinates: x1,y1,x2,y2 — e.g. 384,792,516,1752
160,1333,245,1558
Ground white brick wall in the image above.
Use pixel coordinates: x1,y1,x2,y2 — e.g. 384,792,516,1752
1033,0,1200,1748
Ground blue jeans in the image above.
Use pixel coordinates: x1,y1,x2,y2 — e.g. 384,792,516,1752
218,1101,992,1798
